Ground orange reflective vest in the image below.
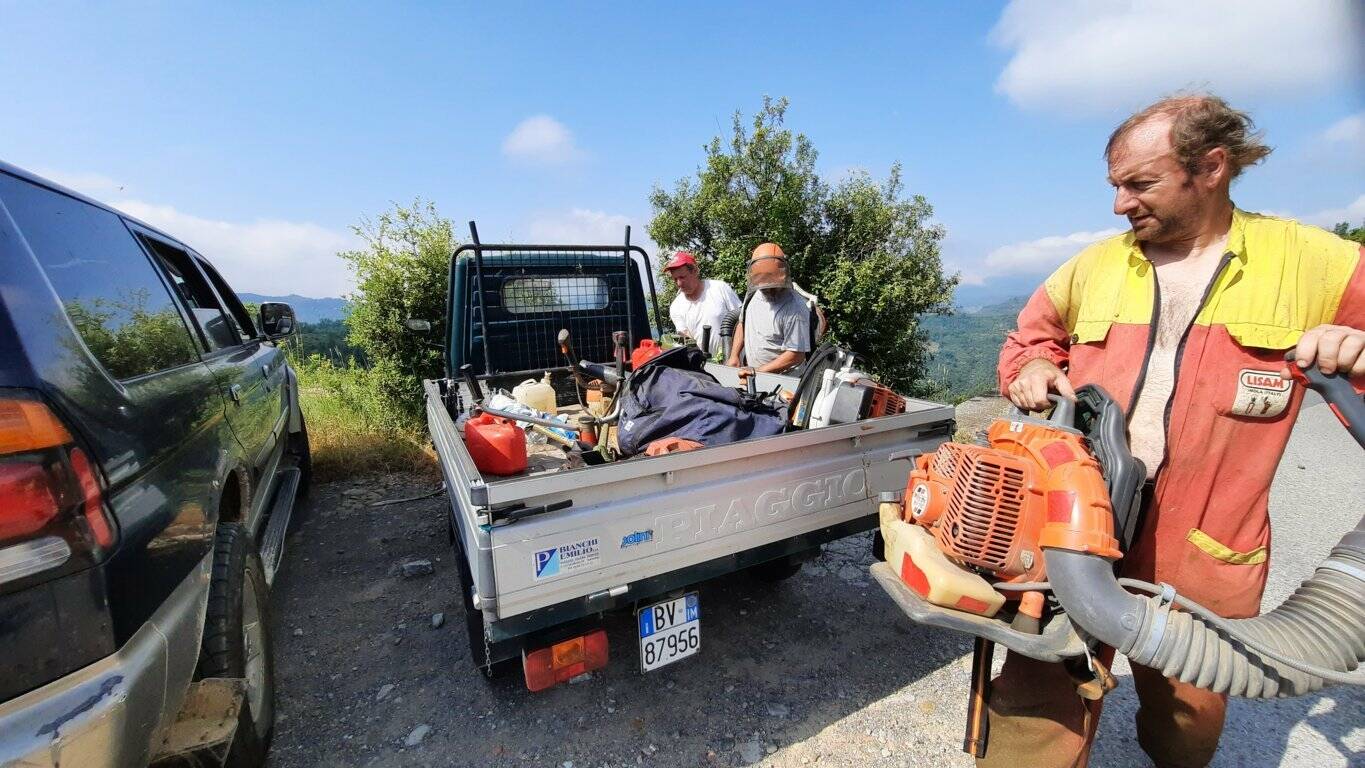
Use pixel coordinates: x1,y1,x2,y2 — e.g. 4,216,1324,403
998,210,1365,617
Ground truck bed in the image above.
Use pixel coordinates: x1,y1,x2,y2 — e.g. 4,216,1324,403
426,366,955,627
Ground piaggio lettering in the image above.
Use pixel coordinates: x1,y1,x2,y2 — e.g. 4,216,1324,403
654,468,867,547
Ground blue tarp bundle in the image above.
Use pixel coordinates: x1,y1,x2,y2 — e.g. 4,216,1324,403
616,346,788,457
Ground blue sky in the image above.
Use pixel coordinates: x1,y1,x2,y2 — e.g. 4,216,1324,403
2,1,1361,304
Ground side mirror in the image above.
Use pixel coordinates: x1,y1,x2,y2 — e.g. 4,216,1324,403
259,302,296,339
404,319,432,333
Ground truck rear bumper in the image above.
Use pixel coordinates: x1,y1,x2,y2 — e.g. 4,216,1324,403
0,554,210,768
485,514,873,646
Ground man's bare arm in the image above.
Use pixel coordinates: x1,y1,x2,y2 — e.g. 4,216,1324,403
757,350,806,374
725,322,745,367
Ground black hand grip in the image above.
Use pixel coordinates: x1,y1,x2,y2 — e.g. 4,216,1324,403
1007,393,1075,426
700,325,712,356
1286,352,1365,448
579,361,621,386
460,363,484,405
1047,393,1075,427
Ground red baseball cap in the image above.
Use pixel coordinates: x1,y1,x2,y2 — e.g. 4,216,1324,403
665,251,697,271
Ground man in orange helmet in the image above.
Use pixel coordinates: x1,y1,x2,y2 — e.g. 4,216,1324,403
988,94,1365,767
726,242,814,374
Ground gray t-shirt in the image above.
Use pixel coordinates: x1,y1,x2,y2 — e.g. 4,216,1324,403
743,289,811,369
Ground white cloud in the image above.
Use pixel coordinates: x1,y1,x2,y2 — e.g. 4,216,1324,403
525,208,663,271
114,200,357,297
961,227,1122,285
991,0,1361,113
502,115,583,165
1299,194,1365,228
1318,113,1365,166
41,169,357,296
1323,113,1364,146
528,208,640,246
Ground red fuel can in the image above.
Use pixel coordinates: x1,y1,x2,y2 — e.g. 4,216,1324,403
464,414,527,475
631,339,663,369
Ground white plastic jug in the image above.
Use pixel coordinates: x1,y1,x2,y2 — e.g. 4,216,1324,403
513,373,557,415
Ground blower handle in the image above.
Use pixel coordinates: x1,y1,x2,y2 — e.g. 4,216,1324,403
1284,351,1365,448
1007,393,1076,427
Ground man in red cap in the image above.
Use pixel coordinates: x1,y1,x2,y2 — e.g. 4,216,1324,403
665,251,741,357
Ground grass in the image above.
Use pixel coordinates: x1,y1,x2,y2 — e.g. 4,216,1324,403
293,357,437,483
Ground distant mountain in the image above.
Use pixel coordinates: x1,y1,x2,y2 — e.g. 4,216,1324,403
952,280,1042,312
968,295,1028,317
238,293,349,323
920,294,1029,401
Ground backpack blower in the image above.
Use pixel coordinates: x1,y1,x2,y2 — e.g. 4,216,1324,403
871,359,1365,758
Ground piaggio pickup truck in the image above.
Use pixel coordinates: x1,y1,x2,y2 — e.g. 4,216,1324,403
423,225,955,690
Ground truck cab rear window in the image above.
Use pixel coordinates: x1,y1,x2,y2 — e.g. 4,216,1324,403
0,173,199,379
502,277,609,314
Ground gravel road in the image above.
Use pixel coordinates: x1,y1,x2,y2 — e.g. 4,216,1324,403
267,399,1362,767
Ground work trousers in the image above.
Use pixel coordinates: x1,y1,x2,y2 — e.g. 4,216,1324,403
975,651,1229,768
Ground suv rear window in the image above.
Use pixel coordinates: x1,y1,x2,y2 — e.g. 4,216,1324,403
137,235,240,352
0,173,199,379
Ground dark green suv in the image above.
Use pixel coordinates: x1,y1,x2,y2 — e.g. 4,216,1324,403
0,161,308,766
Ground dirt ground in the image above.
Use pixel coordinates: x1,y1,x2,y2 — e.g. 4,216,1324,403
266,400,1363,768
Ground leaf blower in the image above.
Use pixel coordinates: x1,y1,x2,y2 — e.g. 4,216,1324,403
871,360,1365,757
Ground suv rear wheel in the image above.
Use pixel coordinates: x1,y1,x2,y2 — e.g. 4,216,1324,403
197,523,275,765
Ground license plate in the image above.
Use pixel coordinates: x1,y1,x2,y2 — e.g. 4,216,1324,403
638,593,700,672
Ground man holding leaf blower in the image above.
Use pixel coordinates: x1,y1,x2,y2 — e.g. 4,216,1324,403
991,94,1365,767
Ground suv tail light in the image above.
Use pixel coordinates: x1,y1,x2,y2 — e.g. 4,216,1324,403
0,390,118,589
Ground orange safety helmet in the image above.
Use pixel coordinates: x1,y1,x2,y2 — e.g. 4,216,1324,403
751,242,786,260
747,242,791,291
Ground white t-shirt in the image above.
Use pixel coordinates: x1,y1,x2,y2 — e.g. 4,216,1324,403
669,279,741,355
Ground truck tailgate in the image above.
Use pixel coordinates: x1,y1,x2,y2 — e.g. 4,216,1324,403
487,405,951,618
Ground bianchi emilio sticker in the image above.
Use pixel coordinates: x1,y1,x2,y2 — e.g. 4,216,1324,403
533,537,601,580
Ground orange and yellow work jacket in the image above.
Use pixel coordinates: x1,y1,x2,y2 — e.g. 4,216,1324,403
998,210,1365,618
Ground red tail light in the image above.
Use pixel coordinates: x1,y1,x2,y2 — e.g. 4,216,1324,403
0,462,61,540
0,390,118,588
69,447,114,548
523,629,609,692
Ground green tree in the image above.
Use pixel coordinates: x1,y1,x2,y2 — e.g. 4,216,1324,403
64,289,199,379
1333,220,1365,246
290,318,366,366
648,97,956,395
341,200,455,428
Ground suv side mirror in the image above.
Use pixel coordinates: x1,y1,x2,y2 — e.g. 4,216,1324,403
259,302,296,339
404,319,432,333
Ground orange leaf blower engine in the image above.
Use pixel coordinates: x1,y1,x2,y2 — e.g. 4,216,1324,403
876,386,1147,656
873,386,1146,757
